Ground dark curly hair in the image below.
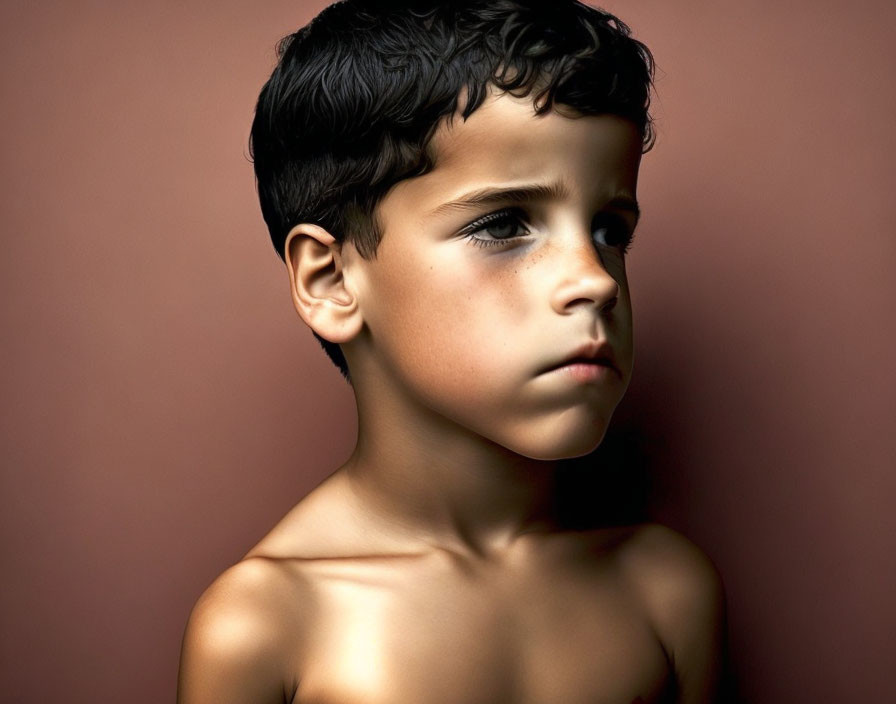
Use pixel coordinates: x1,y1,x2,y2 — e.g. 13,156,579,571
250,0,654,379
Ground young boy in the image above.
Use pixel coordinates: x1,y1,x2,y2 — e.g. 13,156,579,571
178,1,725,702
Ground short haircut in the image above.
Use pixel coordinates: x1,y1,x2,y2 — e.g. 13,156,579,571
250,0,654,379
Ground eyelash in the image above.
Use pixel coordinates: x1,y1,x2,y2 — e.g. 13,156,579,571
460,208,636,253
461,208,530,248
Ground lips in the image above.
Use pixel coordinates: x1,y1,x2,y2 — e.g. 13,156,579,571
541,340,620,376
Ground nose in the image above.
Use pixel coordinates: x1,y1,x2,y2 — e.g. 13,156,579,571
548,237,621,315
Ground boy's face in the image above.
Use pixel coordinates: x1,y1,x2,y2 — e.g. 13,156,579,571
345,89,642,460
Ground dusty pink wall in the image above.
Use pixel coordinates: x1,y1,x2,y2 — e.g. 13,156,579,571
1,2,893,702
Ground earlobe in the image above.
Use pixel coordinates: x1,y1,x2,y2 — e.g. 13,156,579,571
284,224,363,344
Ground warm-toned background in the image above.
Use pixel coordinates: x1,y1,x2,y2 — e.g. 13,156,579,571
1,1,893,702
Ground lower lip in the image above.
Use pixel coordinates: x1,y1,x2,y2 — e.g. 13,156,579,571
552,362,617,382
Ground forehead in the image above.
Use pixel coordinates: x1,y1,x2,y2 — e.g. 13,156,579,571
383,90,643,220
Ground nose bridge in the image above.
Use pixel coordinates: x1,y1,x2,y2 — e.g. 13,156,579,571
548,225,620,314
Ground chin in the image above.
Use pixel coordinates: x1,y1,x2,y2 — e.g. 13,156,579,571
508,418,612,461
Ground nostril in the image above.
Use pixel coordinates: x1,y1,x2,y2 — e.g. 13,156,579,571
566,296,596,309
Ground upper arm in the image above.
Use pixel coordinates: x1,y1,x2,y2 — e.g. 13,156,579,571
622,524,727,704
177,559,300,704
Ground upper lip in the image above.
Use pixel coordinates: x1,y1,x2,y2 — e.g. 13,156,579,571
541,340,620,375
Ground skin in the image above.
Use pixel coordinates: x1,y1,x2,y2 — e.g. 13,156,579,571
178,90,725,704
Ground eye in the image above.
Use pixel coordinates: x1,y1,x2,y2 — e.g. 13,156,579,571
591,213,636,254
461,208,530,248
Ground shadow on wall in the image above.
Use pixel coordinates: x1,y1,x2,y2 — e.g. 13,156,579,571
554,376,746,703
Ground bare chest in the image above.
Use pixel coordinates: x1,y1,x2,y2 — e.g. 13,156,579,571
289,556,672,704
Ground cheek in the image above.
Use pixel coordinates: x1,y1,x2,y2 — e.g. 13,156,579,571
369,255,528,387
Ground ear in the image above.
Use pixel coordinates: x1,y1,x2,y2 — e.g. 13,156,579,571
284,224,363,344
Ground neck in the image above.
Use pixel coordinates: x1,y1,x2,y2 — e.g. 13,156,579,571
340,384,563,558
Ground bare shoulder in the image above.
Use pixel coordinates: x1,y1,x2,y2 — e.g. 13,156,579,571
177,557,311,704
178,470,407,703
617,523,726,703
618,523,725,617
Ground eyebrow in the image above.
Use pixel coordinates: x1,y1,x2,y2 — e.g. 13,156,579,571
430,182,571,217
429,182,641,221
602,195,641,221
